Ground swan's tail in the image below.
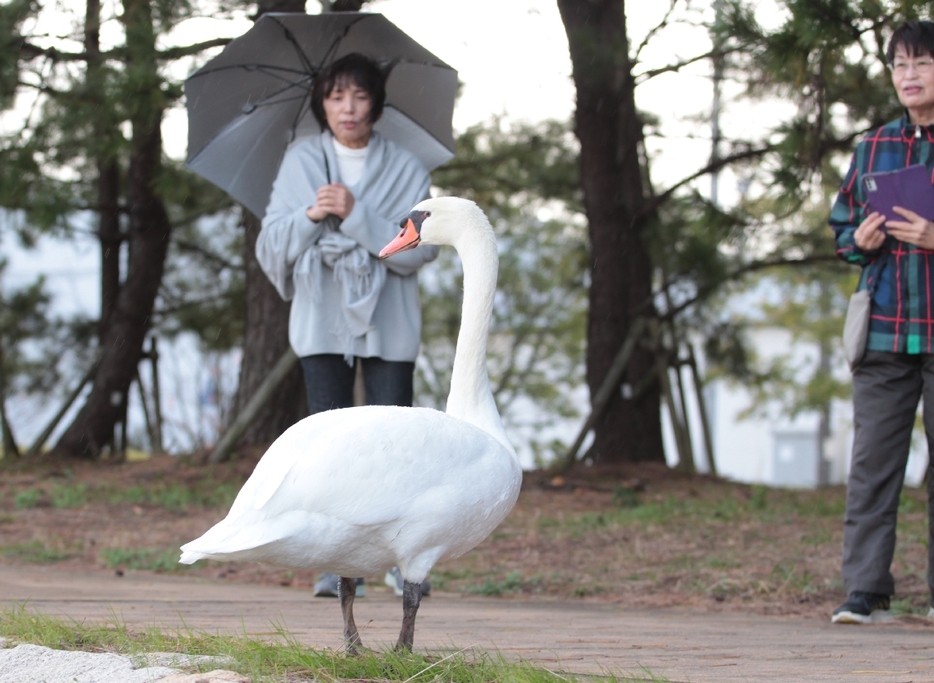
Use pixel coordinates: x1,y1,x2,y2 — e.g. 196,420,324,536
178,548,208,564
178,515,301,564
178,516,294,565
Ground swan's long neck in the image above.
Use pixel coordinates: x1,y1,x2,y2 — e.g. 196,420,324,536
445,224,513,453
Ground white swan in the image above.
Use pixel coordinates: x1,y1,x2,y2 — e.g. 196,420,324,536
179,197,522,652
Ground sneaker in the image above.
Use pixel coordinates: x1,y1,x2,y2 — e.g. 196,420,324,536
831,592,891,624
384,566,430,597
313,573,365,598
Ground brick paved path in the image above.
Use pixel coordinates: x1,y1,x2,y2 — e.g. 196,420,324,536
1,566,932,682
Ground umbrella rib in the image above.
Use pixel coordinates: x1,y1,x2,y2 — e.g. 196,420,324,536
188,62,310,80
286,87,315,147
249,92,309,111
316,14,370,72
190,64,313,112
382,104,455,155
241,75,311,104
267,14,318,76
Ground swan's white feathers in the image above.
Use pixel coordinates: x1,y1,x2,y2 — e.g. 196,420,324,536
179,404,521,578
180,196,523,590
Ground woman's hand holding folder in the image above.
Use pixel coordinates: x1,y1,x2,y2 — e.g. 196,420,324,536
885,205,934,248
854,211,888,251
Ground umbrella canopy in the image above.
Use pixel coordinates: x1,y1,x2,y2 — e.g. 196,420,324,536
185,12,457,219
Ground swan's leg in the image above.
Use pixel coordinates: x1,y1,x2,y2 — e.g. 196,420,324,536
395,579,422,651
338,576,363,654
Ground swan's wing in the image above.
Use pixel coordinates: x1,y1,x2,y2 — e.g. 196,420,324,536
181,405,521,567
228,405,513,527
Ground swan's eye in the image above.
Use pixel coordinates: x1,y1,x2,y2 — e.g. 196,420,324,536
404,210,431,234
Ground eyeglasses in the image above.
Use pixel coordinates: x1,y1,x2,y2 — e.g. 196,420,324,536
891,58,934,74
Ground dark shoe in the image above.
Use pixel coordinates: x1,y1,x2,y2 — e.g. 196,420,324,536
831,592,891,624
314,573,365,598
384,566,431,597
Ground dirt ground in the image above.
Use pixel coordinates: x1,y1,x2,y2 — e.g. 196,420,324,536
1,452,931,625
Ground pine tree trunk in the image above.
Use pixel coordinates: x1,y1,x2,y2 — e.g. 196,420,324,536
234,210,307,444
85,0,122,344
227,0,309,448
230,0,371,449
98,160,121,341
51,0,168,458
557,0,664,464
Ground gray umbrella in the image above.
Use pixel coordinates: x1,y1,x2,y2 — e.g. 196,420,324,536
185,12,457,218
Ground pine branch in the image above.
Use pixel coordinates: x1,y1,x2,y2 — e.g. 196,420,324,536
172,238,241,271
638,144,774,219
158,38,232,61
654,254,841,322
636,48,737,83
633,0,679,63
17,37,233,64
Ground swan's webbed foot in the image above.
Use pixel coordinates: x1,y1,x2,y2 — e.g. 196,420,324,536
395,579,422,651
338,576,364,654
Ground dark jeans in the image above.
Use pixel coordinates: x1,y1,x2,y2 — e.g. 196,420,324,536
843,351,934,597
300,354,414,588
300,354,414,415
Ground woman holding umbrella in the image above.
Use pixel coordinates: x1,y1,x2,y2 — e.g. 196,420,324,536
256,53,439,598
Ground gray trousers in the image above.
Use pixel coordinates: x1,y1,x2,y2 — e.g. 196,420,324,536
844,351,934,596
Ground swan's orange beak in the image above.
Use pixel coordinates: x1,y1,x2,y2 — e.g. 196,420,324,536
379,218,421,259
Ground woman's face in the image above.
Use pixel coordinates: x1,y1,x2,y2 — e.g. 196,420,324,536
323,77,375,149
891,46,934,124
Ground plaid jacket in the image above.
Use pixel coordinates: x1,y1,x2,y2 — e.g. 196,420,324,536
830,114,934,354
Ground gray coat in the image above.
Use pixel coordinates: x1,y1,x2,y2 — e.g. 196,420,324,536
257,131,439,362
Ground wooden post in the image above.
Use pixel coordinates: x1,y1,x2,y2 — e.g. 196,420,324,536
119,404,128,458
0,347,19,459
671,351,696,474
560,317,646,470
652,324,691,472
687,343,718,477
208,348,299,463
25,357,100,457
135,369,155,454
149,337,163,454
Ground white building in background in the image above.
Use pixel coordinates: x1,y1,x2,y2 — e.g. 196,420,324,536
663,326,929,489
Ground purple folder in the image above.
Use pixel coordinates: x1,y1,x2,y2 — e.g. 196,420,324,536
863,164,934,223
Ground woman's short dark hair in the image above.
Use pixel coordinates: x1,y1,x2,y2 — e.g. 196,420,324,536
311,53,386,131
887,21,934,63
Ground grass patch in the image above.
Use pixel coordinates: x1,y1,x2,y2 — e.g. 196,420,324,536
467,571,541,596
0,607,667,682
106,482,241,510
98,548,190,572
534,487,856,542
50,484,89,509
14,489,42,510
1,478,242,514
0,541,71,564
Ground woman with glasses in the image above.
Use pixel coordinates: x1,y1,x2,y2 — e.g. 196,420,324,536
830,20,934,624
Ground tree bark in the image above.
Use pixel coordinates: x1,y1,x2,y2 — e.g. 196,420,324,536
234,210,307,444
84,0,122,344
227,0,309,448
231,0,372,449
52,0,169,458
557,0,664,464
